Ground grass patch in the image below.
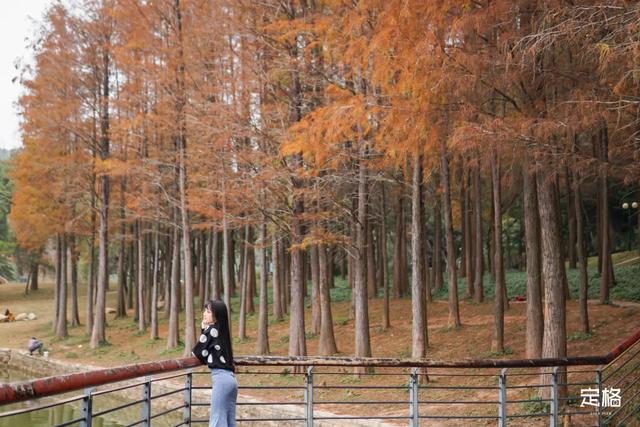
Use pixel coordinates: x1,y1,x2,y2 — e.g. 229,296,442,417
568,331,594,342
65,352,79,359
481,347,513,358
520,396,550,415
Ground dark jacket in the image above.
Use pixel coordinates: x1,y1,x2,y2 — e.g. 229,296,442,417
191,324,235,372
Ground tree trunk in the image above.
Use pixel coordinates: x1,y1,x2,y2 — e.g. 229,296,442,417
380,183,390,329
90,39,110,349
566,166,577,269
87,181,97,333
411,154,428,360
310,244,321,335
29,260,39,292
238,227,249,342
289,160,307,358
256,221,270,355
433,189,443,291
573,166,589,334
354,147,373,374
537,167,567,401
318,243,338,355
440,141,461,328
167,219,181,349
598,124,611,304
272,237,283,320
366,217,376,298
56,234,68,338
69,234,80,327
473,162,484,303
53,234,61,330
212,231,221,300
137,221,146,332
393,195,404,298
463,166,474,297
523,157,543,359
491,151,504,352
150,226,159,340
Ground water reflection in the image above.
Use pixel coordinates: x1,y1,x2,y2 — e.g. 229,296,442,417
0,366,181,427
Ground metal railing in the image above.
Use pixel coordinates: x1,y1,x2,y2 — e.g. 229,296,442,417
0,328,638,426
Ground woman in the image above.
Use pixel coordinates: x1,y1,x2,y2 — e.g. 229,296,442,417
192,300,237,427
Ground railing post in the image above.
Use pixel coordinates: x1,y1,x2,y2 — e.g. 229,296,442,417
305,366,314,427
550,367,558,427
596,366,603,427
183,369,192,426
79,387,93,427
142,375,152,427
409,368,419,427
498,368,507,427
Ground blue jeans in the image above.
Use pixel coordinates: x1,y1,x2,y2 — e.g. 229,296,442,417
209,369,237,427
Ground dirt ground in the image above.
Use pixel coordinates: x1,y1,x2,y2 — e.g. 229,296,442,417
1,279,638,426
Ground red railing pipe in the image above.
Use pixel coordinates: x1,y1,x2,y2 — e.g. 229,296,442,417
1,327,639,406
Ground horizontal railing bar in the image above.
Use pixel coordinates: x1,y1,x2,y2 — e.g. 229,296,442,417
505,413,549,418
313,415,411,420
235,417,307,422
419,385,498,390
315,401,407,405
315,385,407,389
92,398,144,417
558,382,598,386
122,420,143,427
419,415,500,419
236,401,304,406
506,398,552,403
91,380,149,396
54,416,85,427
172,421,188,426
237,386,306,390
150,387,187,400
419,400,499,405
149,404,187,420
0,394,85,418
506,384,552,389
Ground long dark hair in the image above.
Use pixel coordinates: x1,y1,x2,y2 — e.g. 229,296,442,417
206,299,234,363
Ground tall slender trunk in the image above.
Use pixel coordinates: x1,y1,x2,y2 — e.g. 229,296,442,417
537,166,568,401
167,219,181,349
380,183,390,329
137,221,146,332
173,0,195,356
53,234,61,330
393,195,404,298
598,125,611,304
491,150,504,352
473,162,484,303
366,217,376,298
90,40,111,348
256,221,270,354
310,244,321,335
566,166,577,269
318,243,338,355
69,234,80,327
523,157,543,358
212,231,221,300
56,234,68,338
354,146,372,373
87,176,97,333
573,166,590,334
463,166,474,297
150,226,160,340
411,154,427,360
272,238,283,320
440,141,460,328
433,188,443,291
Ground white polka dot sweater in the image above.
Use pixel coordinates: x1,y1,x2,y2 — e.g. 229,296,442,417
191,324,235,372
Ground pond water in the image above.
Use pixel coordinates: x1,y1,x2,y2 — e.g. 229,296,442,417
0,366,183,427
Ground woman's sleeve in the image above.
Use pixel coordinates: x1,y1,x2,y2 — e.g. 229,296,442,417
191,326,213,365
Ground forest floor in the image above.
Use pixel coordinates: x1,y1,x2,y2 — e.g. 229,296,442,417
1,257,640,425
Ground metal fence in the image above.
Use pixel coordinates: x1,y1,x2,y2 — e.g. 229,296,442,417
0,328,638,426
